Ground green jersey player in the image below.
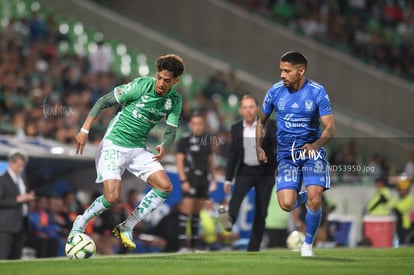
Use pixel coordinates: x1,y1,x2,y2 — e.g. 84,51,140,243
68,54,185,250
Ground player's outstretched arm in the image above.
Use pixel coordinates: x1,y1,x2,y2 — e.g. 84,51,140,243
75,91,118,155
75,115,94,155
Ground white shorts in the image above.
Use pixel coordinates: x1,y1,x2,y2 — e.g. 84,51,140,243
95,139,164,183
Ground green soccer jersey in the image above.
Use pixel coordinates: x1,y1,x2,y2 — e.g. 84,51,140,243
104,76,182,148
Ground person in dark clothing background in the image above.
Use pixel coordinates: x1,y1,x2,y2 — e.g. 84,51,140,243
175,112,217,251
0,149,35,259
219,94,277,251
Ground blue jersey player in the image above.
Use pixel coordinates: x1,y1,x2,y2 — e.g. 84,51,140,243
256,51,335,256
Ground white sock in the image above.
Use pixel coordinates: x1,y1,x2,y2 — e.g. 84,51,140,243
123,188,169,229
78,195,112,227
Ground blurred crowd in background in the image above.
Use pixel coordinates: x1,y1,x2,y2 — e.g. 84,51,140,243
230,0,414,82
0,9,240,170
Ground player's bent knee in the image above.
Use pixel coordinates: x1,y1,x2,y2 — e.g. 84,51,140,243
104,193,120,205
306,195,322,210
306,200,322,210
151,180,172,193
158,182,172,193
147,171,173,193
278,201,294,212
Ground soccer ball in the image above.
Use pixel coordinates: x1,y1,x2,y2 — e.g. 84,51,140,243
65,233,96,259
286,230,305,251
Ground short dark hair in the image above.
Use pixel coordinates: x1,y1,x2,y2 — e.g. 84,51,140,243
156,54,185,78
280,51,308,69
240,94,258,106
8,149,28,163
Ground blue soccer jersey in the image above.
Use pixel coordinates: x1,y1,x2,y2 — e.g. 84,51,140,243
262,78,333,160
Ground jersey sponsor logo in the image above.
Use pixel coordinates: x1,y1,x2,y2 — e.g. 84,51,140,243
286,122,307,128
283,113,294,120
283,114,310,122
305,100,313,111
133,112,157,124
283,113,309,128
141,95,149,102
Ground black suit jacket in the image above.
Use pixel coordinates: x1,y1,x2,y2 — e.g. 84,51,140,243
0,171,25,233
225,119,277,181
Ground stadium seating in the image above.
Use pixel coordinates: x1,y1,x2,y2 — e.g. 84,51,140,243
230,0,414,82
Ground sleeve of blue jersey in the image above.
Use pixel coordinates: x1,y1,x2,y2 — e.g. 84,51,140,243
262,88,275,115
317,88,333,117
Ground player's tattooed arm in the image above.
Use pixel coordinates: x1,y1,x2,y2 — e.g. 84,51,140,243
256,111,271,164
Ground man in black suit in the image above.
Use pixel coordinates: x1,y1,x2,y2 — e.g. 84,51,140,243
220,94,277,251
0,149,35,259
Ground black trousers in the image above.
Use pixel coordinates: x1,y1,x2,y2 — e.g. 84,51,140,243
25,237,59,258
228,165,274,251
265,228,288,248
0,219,27,260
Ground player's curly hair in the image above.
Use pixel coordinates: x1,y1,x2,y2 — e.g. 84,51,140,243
156,54,185,78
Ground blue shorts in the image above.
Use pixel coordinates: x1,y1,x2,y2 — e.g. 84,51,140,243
276,148,330,192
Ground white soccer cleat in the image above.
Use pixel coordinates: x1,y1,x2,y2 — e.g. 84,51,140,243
68,215,85,240
301,242,314,257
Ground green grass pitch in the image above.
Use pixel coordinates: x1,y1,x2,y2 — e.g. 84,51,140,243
1,247,414,275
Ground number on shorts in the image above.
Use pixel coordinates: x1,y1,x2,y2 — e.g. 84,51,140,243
283,168,297,182
103,149,119,171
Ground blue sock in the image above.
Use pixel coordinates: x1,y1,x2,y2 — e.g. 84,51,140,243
304,206,322,245
292,191,308,210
